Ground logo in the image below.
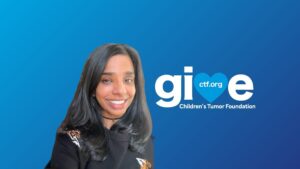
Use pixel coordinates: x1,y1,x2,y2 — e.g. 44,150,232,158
136,158,152,169
155,66,256,110
194,73,228,103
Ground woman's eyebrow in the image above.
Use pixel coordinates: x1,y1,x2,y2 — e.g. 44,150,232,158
101,72,113,76
101,71,134,75
125,71,135,76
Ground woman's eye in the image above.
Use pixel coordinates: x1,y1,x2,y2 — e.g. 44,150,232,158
101,79,112,84
125,78,134,84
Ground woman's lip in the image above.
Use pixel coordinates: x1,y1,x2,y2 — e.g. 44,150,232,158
109,100,125,104
106,99,128,109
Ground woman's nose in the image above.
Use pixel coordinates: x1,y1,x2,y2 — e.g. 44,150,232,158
112,81,126,95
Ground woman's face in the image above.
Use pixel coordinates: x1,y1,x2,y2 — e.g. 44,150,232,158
95,54,136,119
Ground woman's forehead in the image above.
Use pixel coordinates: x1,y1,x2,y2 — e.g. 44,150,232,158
102,55,134,72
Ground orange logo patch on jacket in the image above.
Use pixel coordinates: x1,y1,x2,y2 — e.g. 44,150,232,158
136,158,152,169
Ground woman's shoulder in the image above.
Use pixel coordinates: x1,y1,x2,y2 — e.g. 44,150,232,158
135,136,154,169
55,129,81,149
47,129,83,169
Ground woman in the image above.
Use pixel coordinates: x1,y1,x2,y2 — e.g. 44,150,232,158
45,44,153,169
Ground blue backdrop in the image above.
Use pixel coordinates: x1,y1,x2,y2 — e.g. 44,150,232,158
0,0,299,169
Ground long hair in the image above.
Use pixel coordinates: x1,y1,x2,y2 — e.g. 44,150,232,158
59,44,152,161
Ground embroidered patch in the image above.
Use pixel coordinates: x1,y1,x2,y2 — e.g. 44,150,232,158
136,158,152,169
67,130,81,148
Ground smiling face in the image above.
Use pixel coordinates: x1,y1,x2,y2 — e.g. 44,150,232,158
95,54,136,122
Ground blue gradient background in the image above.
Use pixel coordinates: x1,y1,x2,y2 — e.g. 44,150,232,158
0,0,299,169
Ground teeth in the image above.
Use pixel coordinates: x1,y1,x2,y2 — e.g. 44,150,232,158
110,100,125,104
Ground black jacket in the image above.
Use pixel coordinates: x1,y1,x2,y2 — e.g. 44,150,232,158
45,129,153,169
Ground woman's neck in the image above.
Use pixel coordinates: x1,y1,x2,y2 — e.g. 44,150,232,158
101,115,121,129
102,118,117,129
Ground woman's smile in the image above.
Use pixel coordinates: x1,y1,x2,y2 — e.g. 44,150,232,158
107,99,128,109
